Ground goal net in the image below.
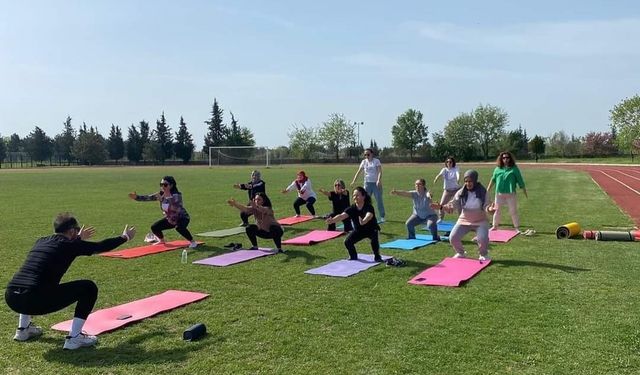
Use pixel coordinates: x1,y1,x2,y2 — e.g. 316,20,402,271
208,146,270,167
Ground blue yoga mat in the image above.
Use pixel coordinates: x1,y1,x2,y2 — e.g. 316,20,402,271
380,238,436,250
423,220,455,233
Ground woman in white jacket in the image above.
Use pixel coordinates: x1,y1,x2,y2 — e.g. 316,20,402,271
281,170,317,217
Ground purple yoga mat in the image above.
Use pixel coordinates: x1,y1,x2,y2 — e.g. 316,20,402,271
305,254,393,277
282,230,344,245
489,229,519,242
193,248,275,267
408,257,491,287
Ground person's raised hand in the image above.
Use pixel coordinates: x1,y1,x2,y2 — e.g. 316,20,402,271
128,192,137,200
78,225,96,240
227,198,237,206
122,224,136,241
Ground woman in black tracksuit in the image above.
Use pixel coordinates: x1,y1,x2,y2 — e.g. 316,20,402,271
318,179,353,232
326,186,381,262
233,170,266,227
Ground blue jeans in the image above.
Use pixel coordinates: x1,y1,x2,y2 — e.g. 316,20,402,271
364,182,385,218
406,214,438,239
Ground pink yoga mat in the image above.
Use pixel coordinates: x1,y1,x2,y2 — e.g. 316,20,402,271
489,229,519,242
51,290,209,335
99,240,204,259
278,215,315,225
282,230,344,245
193,248,276,266
408,257,491,287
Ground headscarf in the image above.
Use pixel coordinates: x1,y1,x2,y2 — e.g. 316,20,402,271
459,169,486,207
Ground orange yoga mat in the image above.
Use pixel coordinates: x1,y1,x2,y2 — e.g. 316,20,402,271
99,240,203,259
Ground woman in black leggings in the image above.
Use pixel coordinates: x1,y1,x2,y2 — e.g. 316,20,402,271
129,175,197,248
228,192,285,253
326,187,382,262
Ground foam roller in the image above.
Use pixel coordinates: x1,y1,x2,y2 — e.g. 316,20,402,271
556,222,581,239
583,230,596,240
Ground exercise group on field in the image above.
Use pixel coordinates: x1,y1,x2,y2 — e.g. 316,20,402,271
6,149,527,349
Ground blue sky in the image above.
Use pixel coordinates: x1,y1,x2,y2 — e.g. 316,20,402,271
1,0,639,148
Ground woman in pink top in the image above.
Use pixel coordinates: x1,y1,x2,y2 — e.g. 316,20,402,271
432,170,496,261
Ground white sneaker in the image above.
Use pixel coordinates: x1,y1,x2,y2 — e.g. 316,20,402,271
453,252,466,259
295,214,301,218
379,217,385,223
144,233,160,243
154,239,166,246
188,241,198,248
63,333,98,350
13,324,42,342
479,255,490,262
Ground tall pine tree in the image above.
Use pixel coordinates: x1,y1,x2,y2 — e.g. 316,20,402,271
126,124,143,163
174,116,195,163
107,124,125,162
155,112,173,163
203,98,227,152
54,116,76,165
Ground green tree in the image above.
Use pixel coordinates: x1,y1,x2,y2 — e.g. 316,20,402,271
72,126,107,165
155,112,173,163
546,131,569,157
8,134,21,152
472,104,508,160
443,113,478,161
391,108,428,161
139,120,150,162
288,124,321,160
24,126,53,163
500,125,529,158
368,140,379,156
107,124,125,162
174,116,195,164
225,112,256,157
54,116,76,165
528,135,546,162
318,113,356,162
0,135,6,167
203,98,227,152
610,94,640,160
126,124,143,163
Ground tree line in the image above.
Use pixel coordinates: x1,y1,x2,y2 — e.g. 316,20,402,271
0,98,255,166
1,95,639,167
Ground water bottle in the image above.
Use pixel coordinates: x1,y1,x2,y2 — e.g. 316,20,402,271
181,249,188,264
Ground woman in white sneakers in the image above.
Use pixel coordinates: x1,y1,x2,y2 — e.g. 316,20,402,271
281,170,317,217
351,148,385,222
433,156,460,222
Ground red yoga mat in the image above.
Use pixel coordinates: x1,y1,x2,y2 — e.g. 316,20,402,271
99,240,203,259
51,290,209,335
278,215,315,225
282,230,344,245
408,257,492,287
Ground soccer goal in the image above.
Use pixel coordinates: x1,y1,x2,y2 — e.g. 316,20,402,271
208,146,270,168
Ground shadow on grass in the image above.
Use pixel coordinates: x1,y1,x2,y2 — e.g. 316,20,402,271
279,249,326,265
43,331,219,366
491,259,591,273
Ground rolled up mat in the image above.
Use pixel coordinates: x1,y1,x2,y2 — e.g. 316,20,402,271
556,222,581,239
595,231,634,241
583,230,596,240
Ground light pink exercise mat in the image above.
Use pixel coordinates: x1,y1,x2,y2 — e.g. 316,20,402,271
408,257,492,287
193,248,276,266
99,240,204,259
51,290,209,335
282,230,344,245
277,215,315,225
488,229,519,242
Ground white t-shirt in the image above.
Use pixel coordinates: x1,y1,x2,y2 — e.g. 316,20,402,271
359,158,381,183
438,167,460,190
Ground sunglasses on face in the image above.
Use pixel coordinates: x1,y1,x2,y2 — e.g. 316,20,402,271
364,153,371,156
502,156,510,159
160,183,169,187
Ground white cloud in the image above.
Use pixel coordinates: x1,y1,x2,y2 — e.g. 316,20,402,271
413,18,640,57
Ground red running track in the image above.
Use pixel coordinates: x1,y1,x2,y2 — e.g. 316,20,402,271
551,164,640,228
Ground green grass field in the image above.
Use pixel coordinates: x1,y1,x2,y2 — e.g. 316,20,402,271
1,164,639,375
